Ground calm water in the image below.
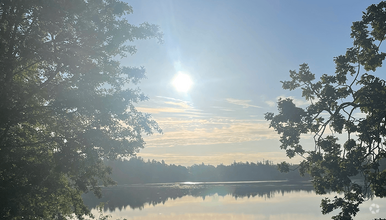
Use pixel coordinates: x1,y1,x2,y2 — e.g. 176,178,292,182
83,181,386,220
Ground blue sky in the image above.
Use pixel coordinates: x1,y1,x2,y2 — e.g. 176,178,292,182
121,0,381,166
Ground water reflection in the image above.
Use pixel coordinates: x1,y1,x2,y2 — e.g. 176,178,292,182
83,181,314,212
82,181,386,220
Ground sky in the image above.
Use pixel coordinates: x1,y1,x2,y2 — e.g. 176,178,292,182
120,0,381,166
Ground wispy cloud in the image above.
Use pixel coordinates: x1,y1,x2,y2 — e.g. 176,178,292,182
136,107,186,114
226,98,261,108
155,96,187,103
136,96,202,116
265,100,276,107
275,95,311,107
137,152,302,166
211,106,235,112
164,101,191,109
144,118,277,147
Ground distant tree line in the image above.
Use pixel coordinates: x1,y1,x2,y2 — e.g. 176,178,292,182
105,157,310,185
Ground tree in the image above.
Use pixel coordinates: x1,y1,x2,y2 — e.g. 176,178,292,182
265,2,386,220
0,0,162,219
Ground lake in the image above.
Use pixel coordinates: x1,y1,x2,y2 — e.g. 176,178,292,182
83,181,385,220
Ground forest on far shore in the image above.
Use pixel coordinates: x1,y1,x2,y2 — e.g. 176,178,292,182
105,157,310,185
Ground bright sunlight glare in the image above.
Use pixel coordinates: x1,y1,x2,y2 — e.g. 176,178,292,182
172,72,193,93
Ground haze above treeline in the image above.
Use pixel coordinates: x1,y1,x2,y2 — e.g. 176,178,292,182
105,157,310,185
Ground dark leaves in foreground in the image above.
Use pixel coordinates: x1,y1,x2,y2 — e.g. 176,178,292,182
266,2,386,219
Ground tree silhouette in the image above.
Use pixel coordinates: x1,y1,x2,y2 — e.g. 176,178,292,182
0,0,161,219
106,157,308,185
266,2,386,219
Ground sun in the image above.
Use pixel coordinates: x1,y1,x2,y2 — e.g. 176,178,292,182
172,72,193,93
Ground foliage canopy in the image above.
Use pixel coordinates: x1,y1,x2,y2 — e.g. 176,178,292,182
0,0,161,219
266,2,386,219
